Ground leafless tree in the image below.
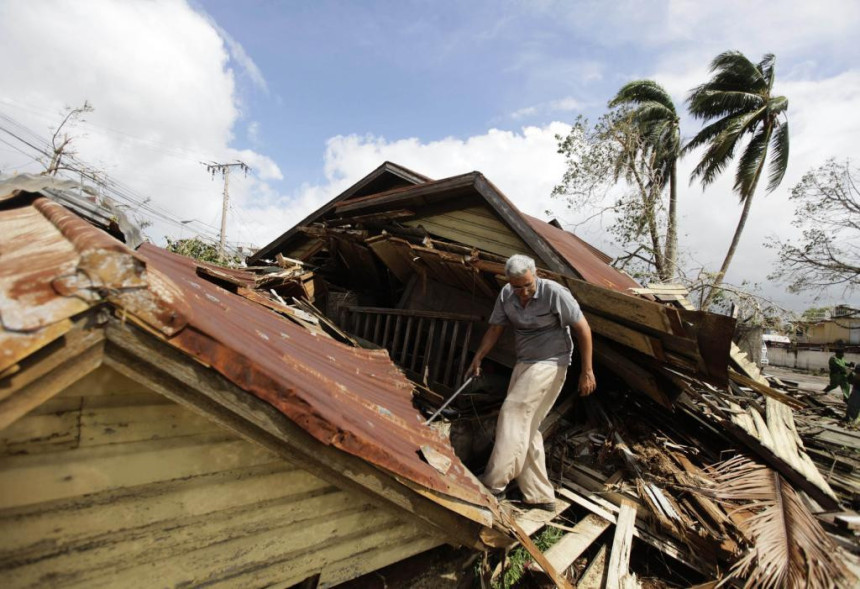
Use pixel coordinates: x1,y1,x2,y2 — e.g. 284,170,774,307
769,159,860,296
44,101,93,175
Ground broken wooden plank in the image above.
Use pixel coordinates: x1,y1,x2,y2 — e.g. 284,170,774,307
835,514,860,531
578,543,608,589
606,500,637,589
556,486,712,575
729,369,805,410
529,514,609,576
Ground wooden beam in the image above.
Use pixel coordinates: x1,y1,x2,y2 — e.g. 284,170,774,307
0,327,104,431
606,500,637,589
335,173,478,214
586,313,665,361
505,516,574,589
594,343,671,408
102,320,499,550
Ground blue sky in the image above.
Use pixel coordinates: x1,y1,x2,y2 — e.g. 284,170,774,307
1,0,859,310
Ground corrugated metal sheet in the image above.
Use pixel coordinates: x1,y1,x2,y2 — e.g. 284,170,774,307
0,174,143,247
0,193,492,511
138,243,491,506
524,214,641,293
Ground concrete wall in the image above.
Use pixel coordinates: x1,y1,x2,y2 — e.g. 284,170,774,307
766,347,860,371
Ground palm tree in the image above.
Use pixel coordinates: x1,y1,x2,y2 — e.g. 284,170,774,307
685,51,789,310
610,81,681,281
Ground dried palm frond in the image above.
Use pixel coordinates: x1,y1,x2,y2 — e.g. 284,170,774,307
703,455,853,589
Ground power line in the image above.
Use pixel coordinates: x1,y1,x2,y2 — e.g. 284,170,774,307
0,114,252,252
0,99,221,164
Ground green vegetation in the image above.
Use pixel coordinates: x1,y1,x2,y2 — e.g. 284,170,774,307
609,80,681,281
165,236,242,266
489,525,564,588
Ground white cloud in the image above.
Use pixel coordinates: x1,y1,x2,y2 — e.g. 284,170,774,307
549,97,581,112
507,96,583,120
510,106,538,120
0,0,278,250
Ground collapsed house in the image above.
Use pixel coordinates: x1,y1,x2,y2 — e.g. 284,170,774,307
1,166,858,588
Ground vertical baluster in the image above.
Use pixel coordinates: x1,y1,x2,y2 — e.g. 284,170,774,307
411,317,426,371
400,316,414,364
382,314,393,349
443,321,461,387
373,313,383,344
421,319,437,384
430,320,449,385
391,315,403,358
456,321,474,387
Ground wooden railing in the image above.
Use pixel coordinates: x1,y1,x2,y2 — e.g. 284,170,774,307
339,306,481,390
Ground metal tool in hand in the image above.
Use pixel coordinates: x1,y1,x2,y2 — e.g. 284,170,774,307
424,376,475,425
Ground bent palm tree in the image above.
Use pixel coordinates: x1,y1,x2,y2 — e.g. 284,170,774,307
610,81,681,281
685,51,789,310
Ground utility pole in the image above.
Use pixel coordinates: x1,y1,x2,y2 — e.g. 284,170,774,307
202,161,251,262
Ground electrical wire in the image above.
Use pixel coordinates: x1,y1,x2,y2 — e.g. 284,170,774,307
0,114,248,255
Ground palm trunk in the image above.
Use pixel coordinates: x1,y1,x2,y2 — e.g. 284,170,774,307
701,193,755,310
664,160,678,281
701,125,774,311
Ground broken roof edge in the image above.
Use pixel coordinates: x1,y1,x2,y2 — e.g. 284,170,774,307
249,161,431,264
0,173,144,248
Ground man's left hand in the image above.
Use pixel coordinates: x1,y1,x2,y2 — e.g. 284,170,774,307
578,370,596,396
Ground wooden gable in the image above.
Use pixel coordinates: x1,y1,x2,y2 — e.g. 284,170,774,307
0,364,442,588
404,202,540,261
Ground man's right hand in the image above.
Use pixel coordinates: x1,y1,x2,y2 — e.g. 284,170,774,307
466,357,482,378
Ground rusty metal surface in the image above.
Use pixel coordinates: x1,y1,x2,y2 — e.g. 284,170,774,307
0,174,144,247
524,214,642,293
0,196,187,370
0,193,491,509
139,243,491,506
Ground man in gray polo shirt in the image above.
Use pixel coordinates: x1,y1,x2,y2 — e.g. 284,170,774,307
467,254,595,509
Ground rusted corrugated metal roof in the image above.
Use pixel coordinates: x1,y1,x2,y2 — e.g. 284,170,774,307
137,243,492,507
524,214,641,293
0,193,493,513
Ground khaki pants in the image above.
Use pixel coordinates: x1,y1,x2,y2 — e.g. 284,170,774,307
480,362,567,503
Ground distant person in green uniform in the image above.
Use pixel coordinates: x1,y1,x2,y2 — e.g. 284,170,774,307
823,348,852,400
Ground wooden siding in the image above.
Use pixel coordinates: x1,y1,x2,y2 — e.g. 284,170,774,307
0,366,441,588
405,205,539,260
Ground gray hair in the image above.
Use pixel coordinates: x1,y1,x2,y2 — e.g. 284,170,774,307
505,254,536,278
